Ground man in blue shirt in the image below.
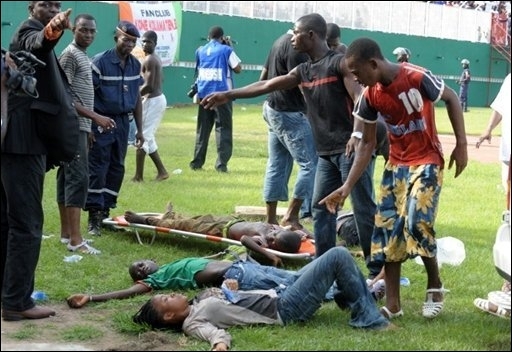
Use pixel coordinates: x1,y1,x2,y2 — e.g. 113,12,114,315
85,20,145,236
189,26,242,173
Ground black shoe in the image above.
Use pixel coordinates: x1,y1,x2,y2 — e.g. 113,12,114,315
216,166,228,173
2,306,56,321
189,162,203,171
87,210,102,236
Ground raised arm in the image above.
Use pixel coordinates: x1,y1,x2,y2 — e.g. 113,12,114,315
201,69,301,109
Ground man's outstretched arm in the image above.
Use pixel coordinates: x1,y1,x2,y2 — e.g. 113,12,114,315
67,283,151,308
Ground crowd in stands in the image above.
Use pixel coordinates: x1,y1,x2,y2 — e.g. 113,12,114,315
427,1,509,12
428,1,510,45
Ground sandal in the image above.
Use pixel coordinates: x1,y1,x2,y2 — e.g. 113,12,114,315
473,298,510,319
60,238,93,245
380,306,404,320
422,286,450,318
487,290,511,310
67,241,101,255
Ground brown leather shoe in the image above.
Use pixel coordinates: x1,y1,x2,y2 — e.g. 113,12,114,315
2,306,56,321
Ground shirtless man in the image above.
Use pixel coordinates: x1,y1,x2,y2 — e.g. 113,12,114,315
124,202,310,266
131,30,169,182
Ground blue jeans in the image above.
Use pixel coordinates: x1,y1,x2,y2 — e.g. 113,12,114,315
224,259,339,302
262,102,317,206
224,261,298,291
128,118,136,145
312,154,383,278
277,247,389,329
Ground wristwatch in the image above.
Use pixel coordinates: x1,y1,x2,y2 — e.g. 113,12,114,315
351,131,363,139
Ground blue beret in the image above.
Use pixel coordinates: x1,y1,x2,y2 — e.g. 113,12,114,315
116,20,140,38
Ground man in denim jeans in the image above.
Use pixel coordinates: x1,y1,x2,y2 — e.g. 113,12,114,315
259,31,317,231
202,13,382,279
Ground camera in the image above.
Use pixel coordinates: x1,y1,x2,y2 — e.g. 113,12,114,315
1,48,46,98
221,36,237,47
187,83,198,99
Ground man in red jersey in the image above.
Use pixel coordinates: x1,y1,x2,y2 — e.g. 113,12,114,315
320,37,468,321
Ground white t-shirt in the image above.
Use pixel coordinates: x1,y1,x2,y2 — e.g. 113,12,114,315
490,73,511,163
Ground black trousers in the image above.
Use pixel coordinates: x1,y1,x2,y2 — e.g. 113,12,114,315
1,153,45,311
190,102,233,170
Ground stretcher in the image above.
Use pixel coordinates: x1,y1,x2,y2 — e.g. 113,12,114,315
103,213,316,260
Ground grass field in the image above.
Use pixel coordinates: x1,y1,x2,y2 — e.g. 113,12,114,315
4,104,510,351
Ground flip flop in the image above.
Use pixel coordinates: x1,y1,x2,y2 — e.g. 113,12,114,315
473,298,510,319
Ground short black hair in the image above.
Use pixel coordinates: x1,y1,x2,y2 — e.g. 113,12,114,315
275,230,302,253
345,37,384,61
74,13,95,26
326,23,340,41
143,30,158,43
208,26,224,39
133,298,183,332
296,13,327,40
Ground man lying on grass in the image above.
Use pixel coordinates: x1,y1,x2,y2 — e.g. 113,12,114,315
66,247,386,309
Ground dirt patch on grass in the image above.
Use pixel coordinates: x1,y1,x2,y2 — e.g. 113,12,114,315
439,134,500,164
0,303,182,351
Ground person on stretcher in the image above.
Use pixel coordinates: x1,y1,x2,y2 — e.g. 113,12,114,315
124,202,312,267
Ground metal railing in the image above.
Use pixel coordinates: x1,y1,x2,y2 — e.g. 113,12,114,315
182,1,495,43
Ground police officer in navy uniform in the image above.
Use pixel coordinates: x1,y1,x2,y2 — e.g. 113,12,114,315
457,58,471,112
85,20,145,235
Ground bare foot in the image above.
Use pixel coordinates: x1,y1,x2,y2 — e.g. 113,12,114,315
280,216,304,230
156,173,169,181
131,176,143,182
280,219,302,229
124,211,148,224
281,219,314,238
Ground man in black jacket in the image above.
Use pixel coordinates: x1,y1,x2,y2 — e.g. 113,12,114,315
1,1,77,321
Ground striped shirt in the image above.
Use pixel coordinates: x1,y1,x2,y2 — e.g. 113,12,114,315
59,41,94,132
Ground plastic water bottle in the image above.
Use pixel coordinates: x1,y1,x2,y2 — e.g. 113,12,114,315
63,254,83,263
31,291,48,301
400,277,411,286
221,283,240,303
172,168,183,175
